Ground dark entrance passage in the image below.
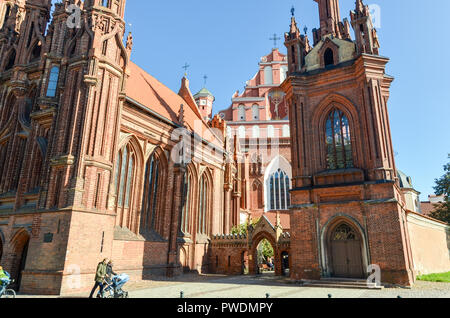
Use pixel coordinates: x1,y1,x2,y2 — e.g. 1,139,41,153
16,238,30,292
281,252,289,276
330,223,364,278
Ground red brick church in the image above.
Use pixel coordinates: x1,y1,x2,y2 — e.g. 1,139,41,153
0,0,448,295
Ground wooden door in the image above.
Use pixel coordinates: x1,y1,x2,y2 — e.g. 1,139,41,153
330,224,364,278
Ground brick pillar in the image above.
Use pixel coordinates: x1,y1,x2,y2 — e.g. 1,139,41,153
290,207,321,281
223,186,231,234
166,164,186,277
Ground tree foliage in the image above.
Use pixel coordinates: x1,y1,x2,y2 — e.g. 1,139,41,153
230,218,260,235
429,154,450,224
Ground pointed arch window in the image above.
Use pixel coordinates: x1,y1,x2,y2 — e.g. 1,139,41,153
268,169,290,211
325,108,354,170
141,151,165,234
46,66,60,97
180,171,192,235
114,144,136,230
324,48,334,67
197,173,211,235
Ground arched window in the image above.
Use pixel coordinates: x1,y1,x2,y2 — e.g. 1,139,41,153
251,180,263,210
268,169,291,211
141,151,165,234
180,171,192,234
325,108,353,170
267,125,275,138
238,126,246,139
252,104,259,120
282,125,290,137
252,126,260,138
238,105,245,121
197,173,211,234
226,126,232,138
46,66,60,97
280,65,288,83
114,144,136,230
324,48,334,67
264,66,273,85
30,41,42,62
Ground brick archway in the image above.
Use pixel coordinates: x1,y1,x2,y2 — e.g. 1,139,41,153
9,229,30,291
321,216,368,279
250,232,281,276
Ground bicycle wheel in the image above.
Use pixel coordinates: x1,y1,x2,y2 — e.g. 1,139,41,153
2,289,16,298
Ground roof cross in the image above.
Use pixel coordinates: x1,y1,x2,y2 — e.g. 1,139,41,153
182,63,190,76
269,33,281,48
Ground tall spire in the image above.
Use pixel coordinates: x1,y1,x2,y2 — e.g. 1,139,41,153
315,0,342,37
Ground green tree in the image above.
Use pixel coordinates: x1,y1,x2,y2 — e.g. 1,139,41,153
429,154,450,224
230,218,260,235
260,239,274,259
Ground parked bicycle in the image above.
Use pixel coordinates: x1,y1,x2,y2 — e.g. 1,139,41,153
0,279,16,298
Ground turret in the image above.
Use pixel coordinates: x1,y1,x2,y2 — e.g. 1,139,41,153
194,87,214,121
350,0,380,55
284,9,311,74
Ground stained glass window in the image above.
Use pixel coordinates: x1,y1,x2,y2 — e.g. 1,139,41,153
325,109,353,170
332,224,357,241
181,172,192,234
142,153,163,232
197,174,210,234
114,144,136,230
46,66,60,97
268,169,291,211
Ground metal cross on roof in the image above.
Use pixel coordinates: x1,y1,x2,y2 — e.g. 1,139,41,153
270,33,281,48
182,63,190,76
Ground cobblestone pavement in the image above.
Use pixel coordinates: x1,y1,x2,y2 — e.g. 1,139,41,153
17,274,450,298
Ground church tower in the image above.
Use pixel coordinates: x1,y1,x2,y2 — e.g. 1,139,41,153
282,0,414,286
0,0,132,294
194,87,214,121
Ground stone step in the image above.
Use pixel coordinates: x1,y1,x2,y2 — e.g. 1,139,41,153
301,279,383,290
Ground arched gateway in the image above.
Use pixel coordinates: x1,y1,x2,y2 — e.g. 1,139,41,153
210,214,290,277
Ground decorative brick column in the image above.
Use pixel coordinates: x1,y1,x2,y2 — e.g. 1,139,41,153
166,164,186,277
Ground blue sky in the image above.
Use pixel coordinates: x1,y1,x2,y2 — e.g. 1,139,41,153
90,1,449,199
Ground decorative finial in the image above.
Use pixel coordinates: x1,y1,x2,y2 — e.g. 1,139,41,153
304,26,308,35
182,63,190,76
291,6,295,17
203,75,208,87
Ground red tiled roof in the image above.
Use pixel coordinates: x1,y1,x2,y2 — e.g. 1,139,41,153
126,62,222,146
